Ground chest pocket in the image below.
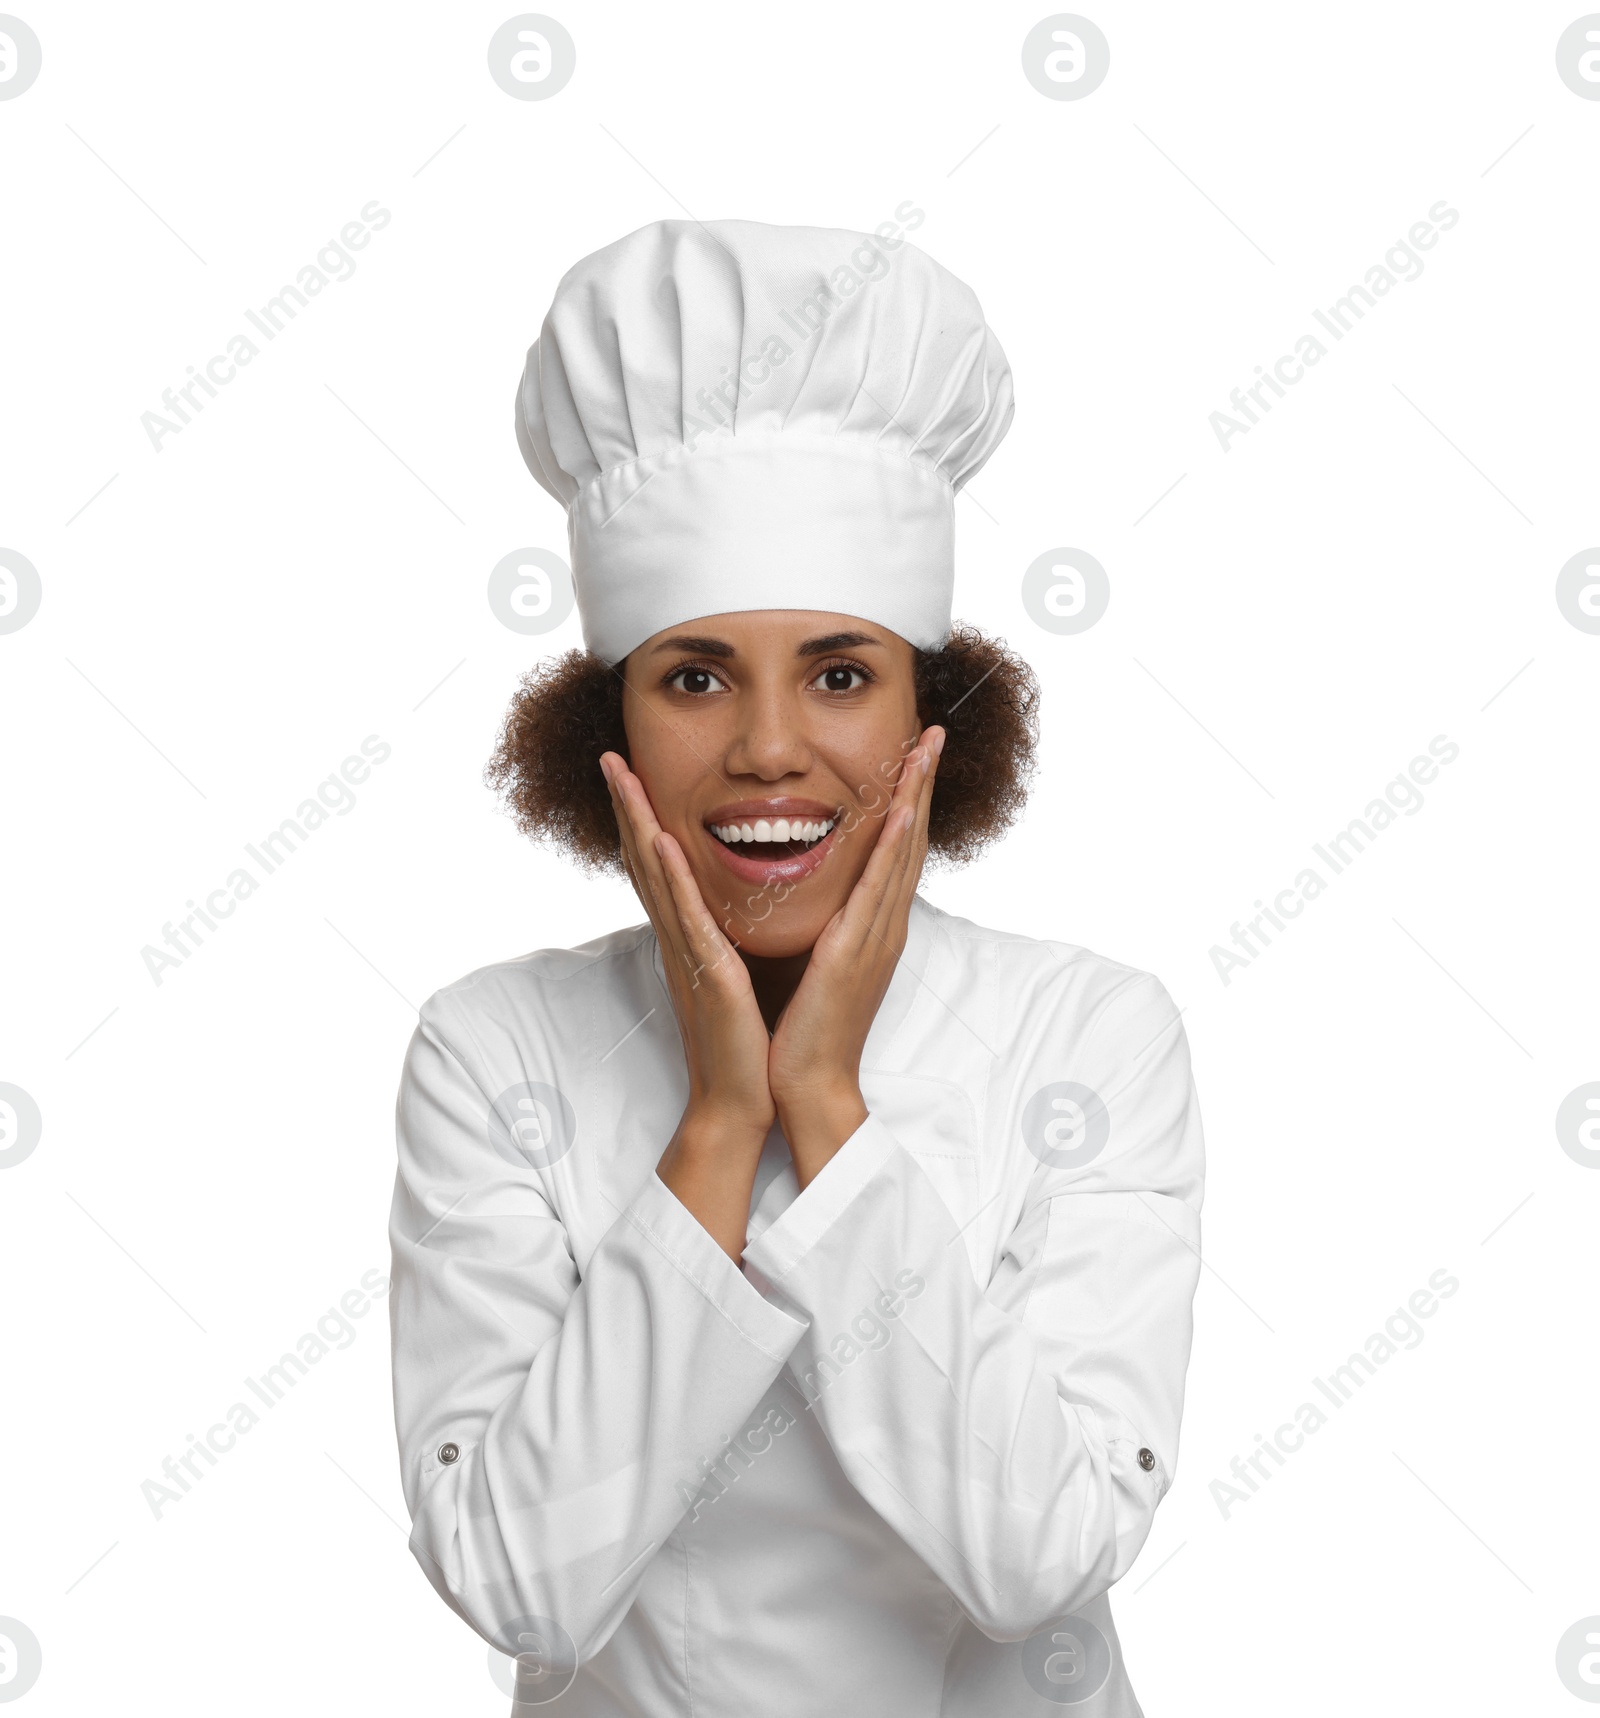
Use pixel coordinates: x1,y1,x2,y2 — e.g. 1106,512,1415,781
861,1069,983,1272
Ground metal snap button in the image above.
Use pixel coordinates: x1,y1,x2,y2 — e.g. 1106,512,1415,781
1137,1447,1156,1472
438,1441,460,1464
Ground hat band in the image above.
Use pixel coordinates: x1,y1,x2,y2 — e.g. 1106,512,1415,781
569,430,954,664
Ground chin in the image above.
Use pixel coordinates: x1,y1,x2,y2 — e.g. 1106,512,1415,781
696,885,838,960
731,914,831,960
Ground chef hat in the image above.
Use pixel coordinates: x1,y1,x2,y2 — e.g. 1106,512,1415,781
515,217,1014,664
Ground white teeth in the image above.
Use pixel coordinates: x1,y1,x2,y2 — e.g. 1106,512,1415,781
710,816,836,845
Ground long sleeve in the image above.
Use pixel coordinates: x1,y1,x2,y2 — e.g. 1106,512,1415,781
387,996,808,1666
740,971,1203,1644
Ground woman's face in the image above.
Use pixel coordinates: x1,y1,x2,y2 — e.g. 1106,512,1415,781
620,609,921,959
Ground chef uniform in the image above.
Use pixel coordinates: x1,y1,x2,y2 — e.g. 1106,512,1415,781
388,219,1205,1716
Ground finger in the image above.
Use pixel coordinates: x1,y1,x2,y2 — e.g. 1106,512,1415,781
866,727,941,946
813,732,931,960
603,756,667,889
900,724,941,886
601,755,691,965
881,800,923,921
600,755,643,885
601,754,656,909
917,725,943,822
846,737,920,854
615,767,676,907
887,730,934,829
654,832,745,988
888,729,931,839
864,736,932,889
600,752,641,857
878,734,934,893
616,772,718,989
833,794,918,955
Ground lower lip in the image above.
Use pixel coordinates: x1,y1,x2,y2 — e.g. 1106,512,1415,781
705,824,840,886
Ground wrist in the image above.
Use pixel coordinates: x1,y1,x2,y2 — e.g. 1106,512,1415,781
657,1108,768,1267
776,1082,867,1167
671,1102,772,1161
772,1071,862,1119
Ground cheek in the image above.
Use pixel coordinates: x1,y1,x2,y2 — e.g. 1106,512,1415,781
820,700,920,797
847,741,917,814
793,800,882,911
637,772,696,842
623,712,702,831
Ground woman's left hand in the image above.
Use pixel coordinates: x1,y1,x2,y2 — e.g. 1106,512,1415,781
768,725,943,1186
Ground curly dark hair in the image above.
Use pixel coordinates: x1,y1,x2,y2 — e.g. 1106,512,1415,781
484,622,1040,874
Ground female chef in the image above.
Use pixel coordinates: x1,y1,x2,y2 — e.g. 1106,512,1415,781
387,218,1205,1716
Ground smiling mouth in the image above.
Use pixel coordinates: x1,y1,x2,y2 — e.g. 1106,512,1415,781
702,809,843,884
708,815,836,858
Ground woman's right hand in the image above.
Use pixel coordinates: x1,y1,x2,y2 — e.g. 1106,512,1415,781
600,754,775,1201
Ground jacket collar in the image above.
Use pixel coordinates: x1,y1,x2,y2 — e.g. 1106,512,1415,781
863,891,937,1066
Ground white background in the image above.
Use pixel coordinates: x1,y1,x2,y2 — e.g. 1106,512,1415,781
3,2,1597,1712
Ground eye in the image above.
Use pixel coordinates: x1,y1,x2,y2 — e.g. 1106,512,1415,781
665,663,728,696
812,661,872,694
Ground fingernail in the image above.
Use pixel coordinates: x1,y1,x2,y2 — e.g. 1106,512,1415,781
930,728,946,758
599,755,614,783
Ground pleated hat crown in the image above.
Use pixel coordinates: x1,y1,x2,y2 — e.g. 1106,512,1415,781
515,217,1014,664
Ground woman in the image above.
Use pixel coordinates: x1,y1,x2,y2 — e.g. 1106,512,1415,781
388,218,1204,1716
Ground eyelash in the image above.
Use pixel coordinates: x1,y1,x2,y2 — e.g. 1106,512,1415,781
811,657,876,693
661,656,877,696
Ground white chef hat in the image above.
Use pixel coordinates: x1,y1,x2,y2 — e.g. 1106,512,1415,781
515,217,1014,664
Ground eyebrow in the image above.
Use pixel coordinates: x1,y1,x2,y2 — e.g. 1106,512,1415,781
650,634,736,658
647,629,883,658
795,631,881,655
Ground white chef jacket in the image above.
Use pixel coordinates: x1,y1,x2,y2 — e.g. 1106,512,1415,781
388,893,1204,1716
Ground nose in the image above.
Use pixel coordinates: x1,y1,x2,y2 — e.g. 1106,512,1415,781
722,681,813,782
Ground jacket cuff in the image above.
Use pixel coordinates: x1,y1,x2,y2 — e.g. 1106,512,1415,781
625,1168,810,1362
